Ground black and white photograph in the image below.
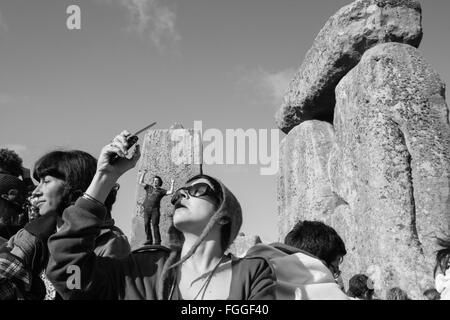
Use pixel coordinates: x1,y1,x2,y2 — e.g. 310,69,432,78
0,0,449,312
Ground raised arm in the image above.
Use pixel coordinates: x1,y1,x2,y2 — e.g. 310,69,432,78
166,179,175,195
138,169,148,186
46,130,141,300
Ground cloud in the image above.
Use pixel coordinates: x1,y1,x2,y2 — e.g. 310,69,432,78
236,67,295,106
99,0,180,52
0,93,15,105
0,93,30,105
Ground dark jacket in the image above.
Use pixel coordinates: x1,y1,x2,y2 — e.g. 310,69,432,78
46,198,275,300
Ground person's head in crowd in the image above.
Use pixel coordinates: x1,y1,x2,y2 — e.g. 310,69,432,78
347,274,374,300
31,150,98,216
0,173,26,225
434,236,450,278
158,173,243,299
284,220,347,280
386,287,409,300
0,148,23,177
434,235,450,300
153,175,163,188
423,288,440,300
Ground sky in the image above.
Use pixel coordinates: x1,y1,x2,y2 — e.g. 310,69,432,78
1,0,449,243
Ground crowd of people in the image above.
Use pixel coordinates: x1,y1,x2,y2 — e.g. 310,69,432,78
0,130,449,300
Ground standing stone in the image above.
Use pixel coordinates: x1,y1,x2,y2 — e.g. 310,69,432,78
278,120,343,240
329,42,450,299
275,0,423,134
130,125,202,250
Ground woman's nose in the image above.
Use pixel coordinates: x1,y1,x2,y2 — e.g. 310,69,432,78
31,184,42,197
178,188,189,199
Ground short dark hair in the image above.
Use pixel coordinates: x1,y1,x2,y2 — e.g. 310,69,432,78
435,236,450,277
386,287,409,300
153,176,163,185
0,149,23,177
423,288,440,300
284,220,347,265
104,184,119,218
33,150,97,210
347,274,374,299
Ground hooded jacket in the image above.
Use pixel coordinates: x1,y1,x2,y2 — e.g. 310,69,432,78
46,193,275,300
246,243,348,300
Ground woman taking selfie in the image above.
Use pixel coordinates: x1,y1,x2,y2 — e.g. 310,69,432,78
46,130,276,300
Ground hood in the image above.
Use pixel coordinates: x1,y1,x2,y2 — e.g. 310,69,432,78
246,243,348,300
214,178,243,249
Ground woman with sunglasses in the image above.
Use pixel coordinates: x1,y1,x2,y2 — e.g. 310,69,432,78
46,130,276,300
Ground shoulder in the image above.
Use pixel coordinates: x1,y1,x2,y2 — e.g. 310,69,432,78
232,255,274,275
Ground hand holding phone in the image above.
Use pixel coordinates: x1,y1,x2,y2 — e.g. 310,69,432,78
109,135,139,164
108,122,156,164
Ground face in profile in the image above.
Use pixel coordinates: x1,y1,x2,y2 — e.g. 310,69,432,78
31,175,66,215
171,177,221,234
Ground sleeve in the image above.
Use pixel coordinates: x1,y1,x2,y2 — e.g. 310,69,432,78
0,250,31,300
247,257,276,300
7,210,57,278
94,231,131,259
46,197,126,300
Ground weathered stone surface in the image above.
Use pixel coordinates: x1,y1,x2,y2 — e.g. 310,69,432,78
227,234,262,257
277,120,343,240
130,126,202,250
275,0,423,134
329,42,450,299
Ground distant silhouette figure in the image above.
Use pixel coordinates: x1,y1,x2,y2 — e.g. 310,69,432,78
139,170,174,245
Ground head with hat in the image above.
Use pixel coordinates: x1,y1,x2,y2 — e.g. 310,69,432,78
157,174,243,299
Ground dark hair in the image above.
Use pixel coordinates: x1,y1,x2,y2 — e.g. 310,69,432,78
347,274,374,299
104,184,119,218
284,220,347,265
0,149,23,177
386,287,409,300
423,288,440,300
33,150,97,211
153,176,163,186
435,236,450,277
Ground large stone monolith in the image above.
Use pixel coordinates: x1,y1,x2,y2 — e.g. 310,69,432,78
278,120,344,240
276,0,423,134
329,42,450,299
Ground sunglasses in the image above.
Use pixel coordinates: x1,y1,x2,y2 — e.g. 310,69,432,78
171,182,220,205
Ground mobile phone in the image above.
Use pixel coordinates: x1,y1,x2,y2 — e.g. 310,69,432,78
109,135,139,164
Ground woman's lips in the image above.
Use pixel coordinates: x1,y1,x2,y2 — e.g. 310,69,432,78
174,200,186,210
35,200,45,207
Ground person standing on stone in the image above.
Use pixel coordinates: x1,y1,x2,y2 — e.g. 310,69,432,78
138,170,174,245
